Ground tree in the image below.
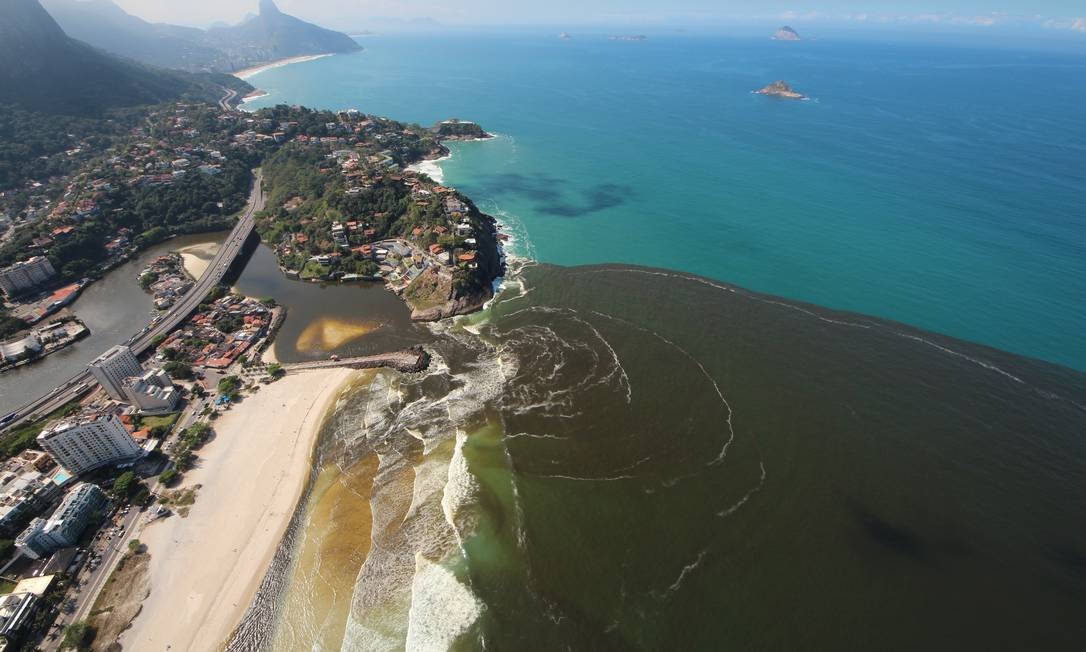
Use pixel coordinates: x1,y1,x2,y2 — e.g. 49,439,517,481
217,376,240,395
265,363,284,378
164,361,194,380
127,539,142,553
159,468,179,486
112,471,135,500
61,621,96,650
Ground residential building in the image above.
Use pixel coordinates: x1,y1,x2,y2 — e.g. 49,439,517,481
122,370,179,414
0,591,37,644
15,483,108,559
88,345,143,400
0,256,56,297
0,471,62,536
37,414,143,475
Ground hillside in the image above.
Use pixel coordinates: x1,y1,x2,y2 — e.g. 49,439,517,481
42,0,232,71
0,0,251,114
41,0,361,73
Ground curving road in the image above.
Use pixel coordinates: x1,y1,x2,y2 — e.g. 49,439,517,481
1,172,263,433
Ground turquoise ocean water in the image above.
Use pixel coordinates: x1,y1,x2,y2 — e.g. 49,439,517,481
245,33,1086,370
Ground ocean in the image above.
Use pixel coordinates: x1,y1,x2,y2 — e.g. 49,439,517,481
243,32,1086,372
230,32,1086,650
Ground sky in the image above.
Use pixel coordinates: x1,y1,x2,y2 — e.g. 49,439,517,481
112,0,1086,36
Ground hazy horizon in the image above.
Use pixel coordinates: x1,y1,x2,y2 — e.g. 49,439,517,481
105,0,1086,43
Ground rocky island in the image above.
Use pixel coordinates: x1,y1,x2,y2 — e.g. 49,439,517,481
433,119,492,141
773,25,802,41
755,80,808,100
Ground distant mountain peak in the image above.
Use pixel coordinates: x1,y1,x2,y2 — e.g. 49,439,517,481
258,0,281,16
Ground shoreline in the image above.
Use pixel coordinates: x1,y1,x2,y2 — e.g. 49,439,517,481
231,54,334,81
121,368,356,651
406,152,452,184
241,90,271,104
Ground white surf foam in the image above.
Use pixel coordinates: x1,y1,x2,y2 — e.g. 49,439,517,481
404,554,484,652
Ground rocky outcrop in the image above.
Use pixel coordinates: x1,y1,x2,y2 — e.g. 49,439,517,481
434,119,492,141
755,80,807,100
404,266,493,322
773,26,801,41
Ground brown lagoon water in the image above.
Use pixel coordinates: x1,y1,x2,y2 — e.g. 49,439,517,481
232,262,1086,651
0,233,228,413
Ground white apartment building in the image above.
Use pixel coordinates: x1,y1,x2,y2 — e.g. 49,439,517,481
36,414,142,475
15,483,108,559
123,370,179,414
0,256,56,297
88,345,143,400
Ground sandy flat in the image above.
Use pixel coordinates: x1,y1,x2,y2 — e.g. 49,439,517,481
122,368,356,651
231,54,333,80
176,242,220,280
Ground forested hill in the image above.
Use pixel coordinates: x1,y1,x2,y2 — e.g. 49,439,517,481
0,0,250,114
40,0,361,74
41,0,232,72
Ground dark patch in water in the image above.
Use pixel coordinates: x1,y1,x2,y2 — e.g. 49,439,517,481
852,505,927,560
477,172,633,217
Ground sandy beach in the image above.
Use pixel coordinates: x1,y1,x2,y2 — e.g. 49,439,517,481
406,153,451,184
231,54,333,80
176,241,219,280
121,368,356,651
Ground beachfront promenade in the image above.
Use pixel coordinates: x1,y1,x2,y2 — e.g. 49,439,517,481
1,173,265,433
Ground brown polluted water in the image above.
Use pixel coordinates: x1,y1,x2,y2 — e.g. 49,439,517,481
267,453,379,652
240,261,1086,651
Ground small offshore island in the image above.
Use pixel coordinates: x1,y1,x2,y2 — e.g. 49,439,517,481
773,25,802,41
754,80,808,100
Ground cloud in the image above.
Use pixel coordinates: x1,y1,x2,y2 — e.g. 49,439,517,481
1072,18,1086,32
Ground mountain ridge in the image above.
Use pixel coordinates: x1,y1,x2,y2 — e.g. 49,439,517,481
1,0,251,114
41,0,361,73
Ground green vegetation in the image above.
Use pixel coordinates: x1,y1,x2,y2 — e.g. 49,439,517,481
163,361,194,380
214,314,243,334
61,620,97,650
138,271,159,289
158,468,179,486
127,538,142,553
0,400,81,459
217,376,240,395
112,471,135,498
0,105,133,191
170,422,213,473
141,413,178,435
266,363,284,378
0,308,26,339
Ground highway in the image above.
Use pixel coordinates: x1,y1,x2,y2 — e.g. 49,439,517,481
0,172,264,434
